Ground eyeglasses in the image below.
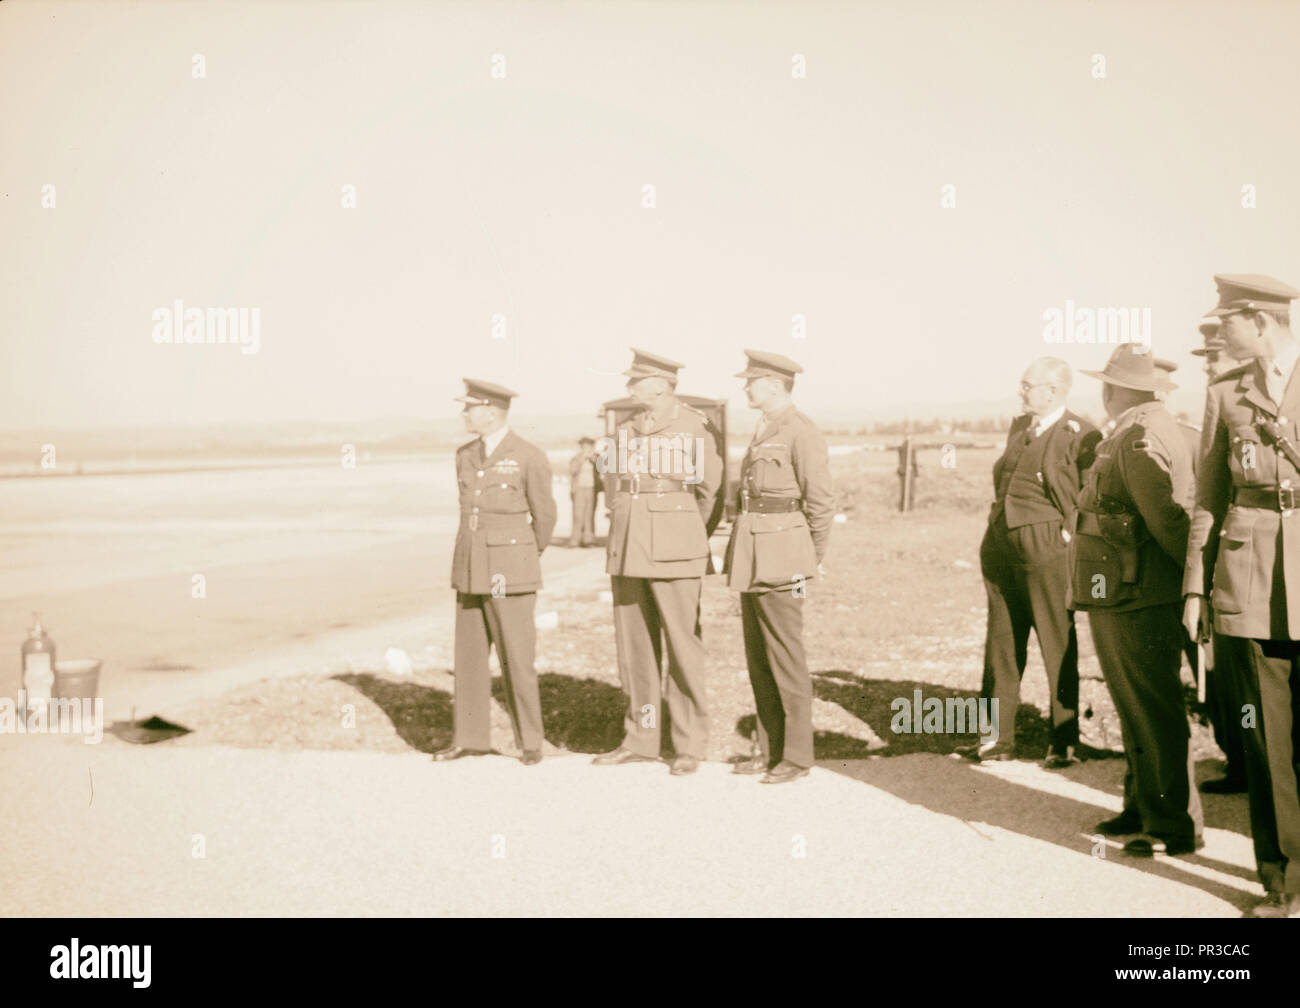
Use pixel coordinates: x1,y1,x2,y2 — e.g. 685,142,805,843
1020,381,1051,393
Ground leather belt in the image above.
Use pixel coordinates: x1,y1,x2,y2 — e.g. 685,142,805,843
1234,485,1299,511
740,494,802,514
467,511,529,531
615,476,688,493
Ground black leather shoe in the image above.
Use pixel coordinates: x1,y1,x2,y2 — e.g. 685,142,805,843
1095,811,1143,836
1043,745,1079,769
1122,833,1204,857
591,747,657,766
1200,775,1248,795
432,745,490,762
520,750,542,766
669,755,699,776
1246,892,1300,918
760,760,810,784
957,741,1014,763
731,756,769,775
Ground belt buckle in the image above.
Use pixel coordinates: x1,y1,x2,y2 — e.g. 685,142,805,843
469,513,478,531
1281,481,1295,515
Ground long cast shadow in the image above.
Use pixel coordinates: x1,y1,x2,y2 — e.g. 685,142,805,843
333,672,454,754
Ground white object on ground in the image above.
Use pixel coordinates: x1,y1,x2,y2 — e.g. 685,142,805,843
384,647,413,677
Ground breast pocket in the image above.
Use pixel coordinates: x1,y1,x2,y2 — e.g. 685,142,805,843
751,445,796,494
647,496,708,562
1211,509,1256,616
1229,424,1269,484
484,475,527,511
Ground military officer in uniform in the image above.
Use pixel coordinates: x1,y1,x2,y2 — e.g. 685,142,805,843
1072,346,1203,856
724,351,835,784
1184,274,1300,916
961,358,1100,765
592,349,722,775
434,379,557,766
1185,320,1249,795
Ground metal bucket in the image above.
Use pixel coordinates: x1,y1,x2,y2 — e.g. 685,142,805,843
53,659,101,700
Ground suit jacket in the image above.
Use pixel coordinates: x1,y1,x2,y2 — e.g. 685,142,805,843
1070,401,1192,612
451,430,557,595
1184,358,1300,639
723,404,834,592
604,398,722,578
990,409,1100,534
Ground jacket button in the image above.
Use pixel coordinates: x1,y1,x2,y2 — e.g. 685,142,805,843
477,471,484,477
475,489,481,495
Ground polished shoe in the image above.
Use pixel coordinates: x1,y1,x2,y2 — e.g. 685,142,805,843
669,755,699,776
760,760,810,784
1043,745,1079,769
731,756,769,775
956,741,1014,763
591,746,657,766
432,745,490,762
1246,892,1300,918
1200,775,1248,795
1122,833,1203,857
1095,811,1143,836
520,750,542,766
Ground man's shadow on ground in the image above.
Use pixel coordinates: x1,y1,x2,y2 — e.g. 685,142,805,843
802,670,1260,911
335,670,630,755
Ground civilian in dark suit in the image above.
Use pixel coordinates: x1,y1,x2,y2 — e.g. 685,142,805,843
959,357,1100,765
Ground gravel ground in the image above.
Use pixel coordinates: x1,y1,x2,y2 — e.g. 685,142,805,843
0,734,1262,917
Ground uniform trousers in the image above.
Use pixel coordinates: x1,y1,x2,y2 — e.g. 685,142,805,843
1233,638,1300,895
453,592,543,752
1090,604,1203,841
741,589,813,769
570,489,596,546
979,514,1079,748
611,575,709,759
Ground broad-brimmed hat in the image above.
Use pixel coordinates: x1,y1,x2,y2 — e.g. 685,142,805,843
1080,344,1177,392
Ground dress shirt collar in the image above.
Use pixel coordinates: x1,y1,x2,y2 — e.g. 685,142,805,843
1030,405,1066,438
481,425,510,458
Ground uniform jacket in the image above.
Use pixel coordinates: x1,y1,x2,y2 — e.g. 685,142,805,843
604,398,723,579
990,410,1100,533
1070,401,1193,613
723,404,834,592
1185,358,1300,638
451,429,557,595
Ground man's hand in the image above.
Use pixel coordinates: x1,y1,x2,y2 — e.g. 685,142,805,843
1183,594,1209,642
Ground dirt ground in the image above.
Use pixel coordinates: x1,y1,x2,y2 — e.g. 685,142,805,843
162,446,1227,773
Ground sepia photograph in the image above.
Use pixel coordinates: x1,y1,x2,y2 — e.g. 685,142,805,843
0,0,1296,963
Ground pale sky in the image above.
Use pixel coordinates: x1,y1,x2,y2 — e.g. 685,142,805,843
3,0,1299,430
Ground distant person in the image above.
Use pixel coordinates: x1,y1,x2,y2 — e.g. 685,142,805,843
723,350,834,784
1073,345,1203,857
433,379,557,767
958,357,1099,766
567,435,600,547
